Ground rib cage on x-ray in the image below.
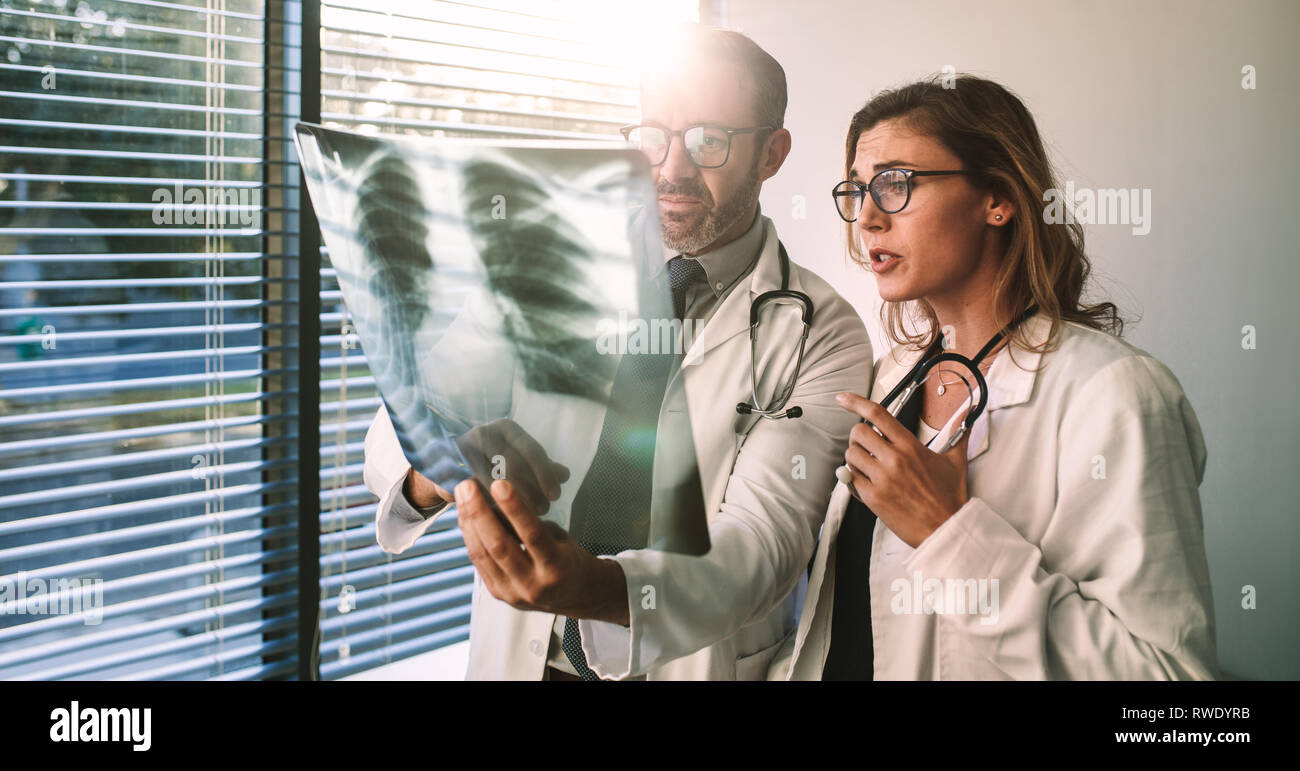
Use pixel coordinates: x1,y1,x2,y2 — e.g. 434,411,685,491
294,123,709,554
352,150,626,489
303,125,653,486
352,148,633,487
352,152,462,488
460,158,617,403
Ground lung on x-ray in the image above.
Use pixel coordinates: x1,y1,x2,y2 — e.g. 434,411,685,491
294,123,709,555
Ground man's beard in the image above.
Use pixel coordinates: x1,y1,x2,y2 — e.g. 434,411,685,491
657,158,761,255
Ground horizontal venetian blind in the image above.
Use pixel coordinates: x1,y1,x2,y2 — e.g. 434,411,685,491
0,0,300,679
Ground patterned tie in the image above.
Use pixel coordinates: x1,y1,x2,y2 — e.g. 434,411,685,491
560,256,703,679
667,256,705,320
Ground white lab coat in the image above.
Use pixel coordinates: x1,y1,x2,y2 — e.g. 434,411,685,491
771,312,1219,680
364,216,873,679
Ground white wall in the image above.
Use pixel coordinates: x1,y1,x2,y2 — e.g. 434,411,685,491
727,0,1300,679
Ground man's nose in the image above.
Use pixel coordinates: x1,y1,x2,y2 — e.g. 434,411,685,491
659,134,699,184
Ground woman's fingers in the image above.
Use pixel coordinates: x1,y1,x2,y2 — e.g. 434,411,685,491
836,392,910,445
850,419,891,460
845,442,880,483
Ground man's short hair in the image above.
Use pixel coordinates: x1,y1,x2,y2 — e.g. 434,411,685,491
660,25,788,129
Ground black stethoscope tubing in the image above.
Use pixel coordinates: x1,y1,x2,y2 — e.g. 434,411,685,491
735,241,814,420
873,304,1039,452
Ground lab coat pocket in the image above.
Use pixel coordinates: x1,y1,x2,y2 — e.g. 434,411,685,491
763,626,798,681
734,626,796,681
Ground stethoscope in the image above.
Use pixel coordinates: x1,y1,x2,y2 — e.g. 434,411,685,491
833,305,1038,486
735,241,814,420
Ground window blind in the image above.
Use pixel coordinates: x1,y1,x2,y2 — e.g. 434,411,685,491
0,0,301,680
0,0,703,682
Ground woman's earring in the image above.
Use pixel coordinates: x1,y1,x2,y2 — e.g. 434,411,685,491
995,214,1004,221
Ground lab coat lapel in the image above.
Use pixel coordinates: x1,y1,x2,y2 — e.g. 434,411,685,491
964,312,1048,462
870,345,926,404
668,217,784,528
788,480,853,679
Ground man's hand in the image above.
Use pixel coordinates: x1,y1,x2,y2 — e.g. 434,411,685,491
456,478,630,627
404,467,454,509
455,418,571,516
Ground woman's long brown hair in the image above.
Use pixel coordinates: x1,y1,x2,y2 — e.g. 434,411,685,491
844,74,1122,355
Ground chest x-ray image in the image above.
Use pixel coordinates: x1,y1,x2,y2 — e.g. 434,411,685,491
294,124,709,555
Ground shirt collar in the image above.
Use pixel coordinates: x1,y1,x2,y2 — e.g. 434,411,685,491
661,207,765,298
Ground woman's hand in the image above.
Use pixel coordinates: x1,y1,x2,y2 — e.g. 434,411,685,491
836,392,971,548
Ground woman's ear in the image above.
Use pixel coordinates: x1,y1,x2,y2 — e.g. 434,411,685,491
986,190,1016,226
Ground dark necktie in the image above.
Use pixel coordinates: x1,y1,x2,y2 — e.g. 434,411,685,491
666,255,705,320
560,256,704,679
821,371,927,680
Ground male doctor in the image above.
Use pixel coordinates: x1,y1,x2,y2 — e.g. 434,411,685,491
363,25,872,680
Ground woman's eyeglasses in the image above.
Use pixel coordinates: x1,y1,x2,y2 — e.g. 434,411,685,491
832,168,969,221
621,123,773,169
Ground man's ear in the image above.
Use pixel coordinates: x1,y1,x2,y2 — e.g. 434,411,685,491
759,128,792,183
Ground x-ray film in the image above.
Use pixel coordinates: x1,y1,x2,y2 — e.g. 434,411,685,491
294,123,709,556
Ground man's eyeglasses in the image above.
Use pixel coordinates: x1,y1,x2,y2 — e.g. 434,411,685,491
832,168,969,221
621,123,774,169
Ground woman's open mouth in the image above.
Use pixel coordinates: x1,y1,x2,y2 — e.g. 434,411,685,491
868,247,902,274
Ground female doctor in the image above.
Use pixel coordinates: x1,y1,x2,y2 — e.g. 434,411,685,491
774,75,1219,680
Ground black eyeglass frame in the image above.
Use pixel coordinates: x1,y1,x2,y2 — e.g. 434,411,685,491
832,168,970,220
620,122,775,169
